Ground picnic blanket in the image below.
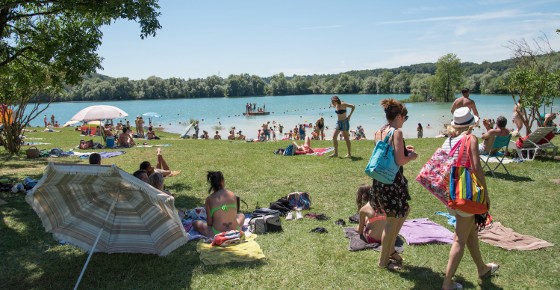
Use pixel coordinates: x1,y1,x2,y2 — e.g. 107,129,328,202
74,151,126,159
478,222,554,251
399,218,454,245
196,234,265,265
343,227,404,252
299,147,334,156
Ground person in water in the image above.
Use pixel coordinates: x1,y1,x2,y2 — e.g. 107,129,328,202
330,95,355,157
193,171,245,237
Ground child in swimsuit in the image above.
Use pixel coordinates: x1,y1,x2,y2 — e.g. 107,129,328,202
192,171,245,237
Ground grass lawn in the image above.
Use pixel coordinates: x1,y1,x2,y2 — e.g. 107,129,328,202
1,127,559,289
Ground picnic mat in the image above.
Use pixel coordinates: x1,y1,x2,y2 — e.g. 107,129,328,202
478,222,554,251
307,147,334,156
196,234,265,265
343,227,404,252
399,218,454,245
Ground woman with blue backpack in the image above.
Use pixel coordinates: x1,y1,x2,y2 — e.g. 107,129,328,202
369,98,418,270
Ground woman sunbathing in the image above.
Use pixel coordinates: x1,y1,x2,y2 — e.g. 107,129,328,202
292,136,314,154
193,171,245,237
355,185,387,243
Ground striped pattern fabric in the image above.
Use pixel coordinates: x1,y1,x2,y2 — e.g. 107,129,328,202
26,163,188,256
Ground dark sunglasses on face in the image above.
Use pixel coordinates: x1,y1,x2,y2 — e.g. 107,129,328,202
403,115,408,121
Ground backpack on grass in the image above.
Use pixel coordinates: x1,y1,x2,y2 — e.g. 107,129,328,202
249,208,282,234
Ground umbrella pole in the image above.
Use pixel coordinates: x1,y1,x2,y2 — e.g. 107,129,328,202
74,196,118,290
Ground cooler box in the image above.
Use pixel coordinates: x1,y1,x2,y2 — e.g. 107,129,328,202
106,136,115,148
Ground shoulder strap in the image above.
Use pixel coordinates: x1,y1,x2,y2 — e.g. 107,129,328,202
448,136,463,156
383,128,395,143
455,135,472,167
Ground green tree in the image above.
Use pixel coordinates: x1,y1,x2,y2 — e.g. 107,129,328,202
506,36,560,135
432,53,463,102
410,74,432,100
267,73,289,96
0,1,161,154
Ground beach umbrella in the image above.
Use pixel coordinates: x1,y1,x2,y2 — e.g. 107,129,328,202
70,105,128,122
142,112,161,118
26,163,188,289
62,120,80,127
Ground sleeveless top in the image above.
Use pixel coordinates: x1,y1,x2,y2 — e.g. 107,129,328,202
442,135,470,166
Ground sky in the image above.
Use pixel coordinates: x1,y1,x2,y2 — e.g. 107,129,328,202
96,0,560,80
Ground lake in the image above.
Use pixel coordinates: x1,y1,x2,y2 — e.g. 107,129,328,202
32,94,557,140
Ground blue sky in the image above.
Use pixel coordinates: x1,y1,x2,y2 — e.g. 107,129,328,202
96,0,560,80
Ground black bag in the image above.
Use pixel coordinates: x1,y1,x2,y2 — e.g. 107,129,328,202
249,208,282,234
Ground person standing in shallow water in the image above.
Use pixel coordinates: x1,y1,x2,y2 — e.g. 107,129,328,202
329,96,355,158
451,88,479,119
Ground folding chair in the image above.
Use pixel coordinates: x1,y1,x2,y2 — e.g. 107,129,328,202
480,134,511,177
512,127,558,160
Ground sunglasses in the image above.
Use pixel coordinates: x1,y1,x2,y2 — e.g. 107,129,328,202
402,115,409,121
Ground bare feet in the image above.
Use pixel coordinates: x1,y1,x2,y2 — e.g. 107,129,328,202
157,148,161,155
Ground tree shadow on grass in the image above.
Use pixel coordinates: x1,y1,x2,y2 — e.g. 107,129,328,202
484,171,533,182
174,194,204,210
1,194,202,290
166,182,193,193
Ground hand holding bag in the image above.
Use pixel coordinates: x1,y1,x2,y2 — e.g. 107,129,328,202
448,135,488,214
415,137,463,205
365,129,400,184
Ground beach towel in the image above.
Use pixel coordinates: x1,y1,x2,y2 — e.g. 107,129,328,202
196,234,265,265
399,218,454,245
180,208,251,241
296,147,334,156
76,151,126,159
485,156,514,164
343,227,404,252
478,222,554,251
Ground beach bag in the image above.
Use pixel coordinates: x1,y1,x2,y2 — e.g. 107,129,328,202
283,144,295,156
448,135,488,214
415,137,463,205
287,192,311,210
365,129,399,184
26,146,40,159
249,208,282,234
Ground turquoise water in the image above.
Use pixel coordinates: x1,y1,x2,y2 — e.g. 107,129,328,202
32,94,555,140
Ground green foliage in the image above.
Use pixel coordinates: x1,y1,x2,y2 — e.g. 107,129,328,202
0,0,161,154
400,94,427,103
431,53,464,102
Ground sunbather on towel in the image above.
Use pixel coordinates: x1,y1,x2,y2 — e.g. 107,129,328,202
355,185,387,244
479,116,510,154
193,171,245,238
139,148,173,177
292,136,314,154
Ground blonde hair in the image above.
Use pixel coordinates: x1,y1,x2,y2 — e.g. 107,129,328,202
447,124,474,138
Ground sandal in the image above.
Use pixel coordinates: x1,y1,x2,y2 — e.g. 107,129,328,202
379,260,402,271
328,153,338,158
390,251,403,263
479,263,500,278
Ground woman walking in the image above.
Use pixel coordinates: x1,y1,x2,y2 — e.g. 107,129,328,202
330,96,355,157
370,98,417,270
441,107,499,290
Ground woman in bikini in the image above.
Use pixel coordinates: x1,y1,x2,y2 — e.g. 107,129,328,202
193,171,245,237
330,96,355,157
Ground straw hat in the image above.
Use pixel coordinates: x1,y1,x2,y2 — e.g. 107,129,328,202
451,107,479,128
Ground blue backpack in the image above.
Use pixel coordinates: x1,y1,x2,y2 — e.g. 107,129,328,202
283,144,295,156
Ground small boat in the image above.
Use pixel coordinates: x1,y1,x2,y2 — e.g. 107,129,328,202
243,111,270,116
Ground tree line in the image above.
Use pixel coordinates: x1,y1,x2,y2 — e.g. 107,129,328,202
48,53,559,103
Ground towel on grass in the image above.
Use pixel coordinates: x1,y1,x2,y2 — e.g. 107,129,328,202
196,234,265,265
75,151,126,159
399,218,454,245
343,227,404,252
484,156,514,164
180,208,250,241
478,222,554,251
435,211,457,227
307,147,334,156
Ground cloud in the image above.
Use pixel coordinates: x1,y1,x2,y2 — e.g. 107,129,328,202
379,10,560,25
300,25,343,30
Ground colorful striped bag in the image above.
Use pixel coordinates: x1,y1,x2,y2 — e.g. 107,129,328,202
448,135,488,214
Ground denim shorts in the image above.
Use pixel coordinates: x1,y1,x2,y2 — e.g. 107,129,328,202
336,118,350,131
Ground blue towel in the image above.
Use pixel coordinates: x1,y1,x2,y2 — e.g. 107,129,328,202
435,211,456,227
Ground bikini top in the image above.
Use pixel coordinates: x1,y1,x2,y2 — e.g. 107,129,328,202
335,109,347,115
209,203,237,218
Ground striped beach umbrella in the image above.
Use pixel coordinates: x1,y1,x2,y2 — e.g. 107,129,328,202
26,163,188,288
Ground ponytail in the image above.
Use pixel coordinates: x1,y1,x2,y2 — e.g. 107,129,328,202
207,171,224,193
